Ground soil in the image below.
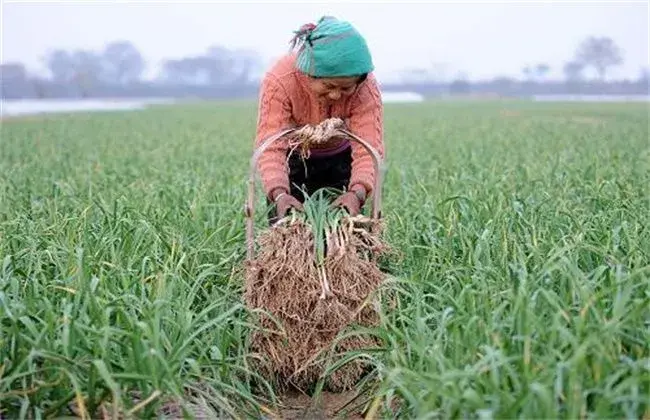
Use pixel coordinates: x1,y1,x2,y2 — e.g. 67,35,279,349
264,388,370,420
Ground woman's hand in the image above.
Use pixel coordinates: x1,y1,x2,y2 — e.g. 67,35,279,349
272,189,303,219
332,186,366,216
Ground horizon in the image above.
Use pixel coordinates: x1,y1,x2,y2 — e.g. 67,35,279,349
2,1,649,84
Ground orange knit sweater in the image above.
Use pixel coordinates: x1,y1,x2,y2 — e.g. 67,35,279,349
254,53,384,198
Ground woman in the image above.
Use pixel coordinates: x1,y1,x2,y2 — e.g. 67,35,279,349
254,16,384,224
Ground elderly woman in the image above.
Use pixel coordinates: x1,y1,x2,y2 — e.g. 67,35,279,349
254,16,384,224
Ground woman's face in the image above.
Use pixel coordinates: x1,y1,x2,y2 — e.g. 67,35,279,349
309,76,363,102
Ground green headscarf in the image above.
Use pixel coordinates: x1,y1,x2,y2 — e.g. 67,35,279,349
291,16,374,78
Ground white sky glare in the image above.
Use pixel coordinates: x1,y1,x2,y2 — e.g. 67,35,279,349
2,0,648,83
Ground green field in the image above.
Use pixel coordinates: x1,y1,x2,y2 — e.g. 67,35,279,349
1,100,649,419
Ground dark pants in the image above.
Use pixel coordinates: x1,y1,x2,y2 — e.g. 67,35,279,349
267,147,352,225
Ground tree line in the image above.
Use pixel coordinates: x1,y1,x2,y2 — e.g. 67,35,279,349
1,35,648,100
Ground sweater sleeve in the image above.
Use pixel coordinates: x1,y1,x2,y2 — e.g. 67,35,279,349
346,75,385,195
254,73,294,198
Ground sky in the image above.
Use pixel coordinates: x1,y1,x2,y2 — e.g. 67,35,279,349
2,0,649,83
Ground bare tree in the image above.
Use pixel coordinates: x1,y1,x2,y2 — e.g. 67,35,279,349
574,36,624,81
563,61,584,82
102,41,145,85
535,63,550,81
42,50,76,83
522,65,533,82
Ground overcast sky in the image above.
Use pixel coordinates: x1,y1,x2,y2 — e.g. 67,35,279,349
2,0,648,82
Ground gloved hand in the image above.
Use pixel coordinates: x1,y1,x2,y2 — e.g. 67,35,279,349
332,186,366,216
272,189,303,219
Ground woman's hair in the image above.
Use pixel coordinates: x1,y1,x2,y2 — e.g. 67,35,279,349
289,22,317,53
